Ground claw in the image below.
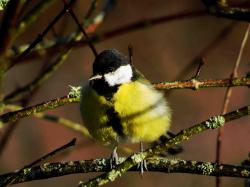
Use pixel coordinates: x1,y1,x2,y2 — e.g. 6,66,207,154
110,146,118,169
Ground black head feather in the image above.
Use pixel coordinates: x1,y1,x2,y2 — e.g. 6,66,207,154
93,49,129,75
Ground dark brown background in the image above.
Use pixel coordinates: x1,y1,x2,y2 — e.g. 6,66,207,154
0,0,249,186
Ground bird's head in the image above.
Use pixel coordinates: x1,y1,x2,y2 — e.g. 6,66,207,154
90,49,133,87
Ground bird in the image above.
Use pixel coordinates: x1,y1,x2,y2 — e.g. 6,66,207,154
80,49,172,171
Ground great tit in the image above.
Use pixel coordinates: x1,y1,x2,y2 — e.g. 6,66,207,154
80,49,171,168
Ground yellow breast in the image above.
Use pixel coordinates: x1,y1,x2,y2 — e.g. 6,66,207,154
80,81,171,146
113,81,171,143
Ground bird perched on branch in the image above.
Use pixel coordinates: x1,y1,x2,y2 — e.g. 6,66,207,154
80,49,172,171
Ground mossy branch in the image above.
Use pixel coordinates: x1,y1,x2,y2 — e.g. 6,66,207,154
202,0,250,22
0,96,79,123
4,104,90,137
0,157,250,185
154,77,250,90
80,105,249,186
0,77,249,124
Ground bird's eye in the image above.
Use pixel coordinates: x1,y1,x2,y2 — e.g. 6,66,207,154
108,67,115,72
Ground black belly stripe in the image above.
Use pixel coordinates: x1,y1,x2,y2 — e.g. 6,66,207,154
90,77,126,136
106,107,125,137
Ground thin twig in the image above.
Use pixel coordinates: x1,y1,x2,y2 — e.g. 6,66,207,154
38,113,90,137
84,0,99,19
190,58,205,79
216,23,250,187
62,0,98,57
164,22,236,97
26,138,76,167
4,104,91,137
177,22,235,77
232,25,250,78
128,44,133,64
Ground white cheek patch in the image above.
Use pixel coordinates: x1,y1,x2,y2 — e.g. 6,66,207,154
104,64,133,86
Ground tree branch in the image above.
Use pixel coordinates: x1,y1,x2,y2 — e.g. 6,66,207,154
0,77,249,124
62,0,98,57
154,77,250,90
202,0,250,22
80,105,250,186
1,138,76,186
0,96,79,123
0,157,250,185
4,104,91,137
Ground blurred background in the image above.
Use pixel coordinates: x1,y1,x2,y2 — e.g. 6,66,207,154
0,0,249,186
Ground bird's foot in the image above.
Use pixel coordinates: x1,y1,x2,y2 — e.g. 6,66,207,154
110,146,118,169
137,142,148,176
137,159,148,176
